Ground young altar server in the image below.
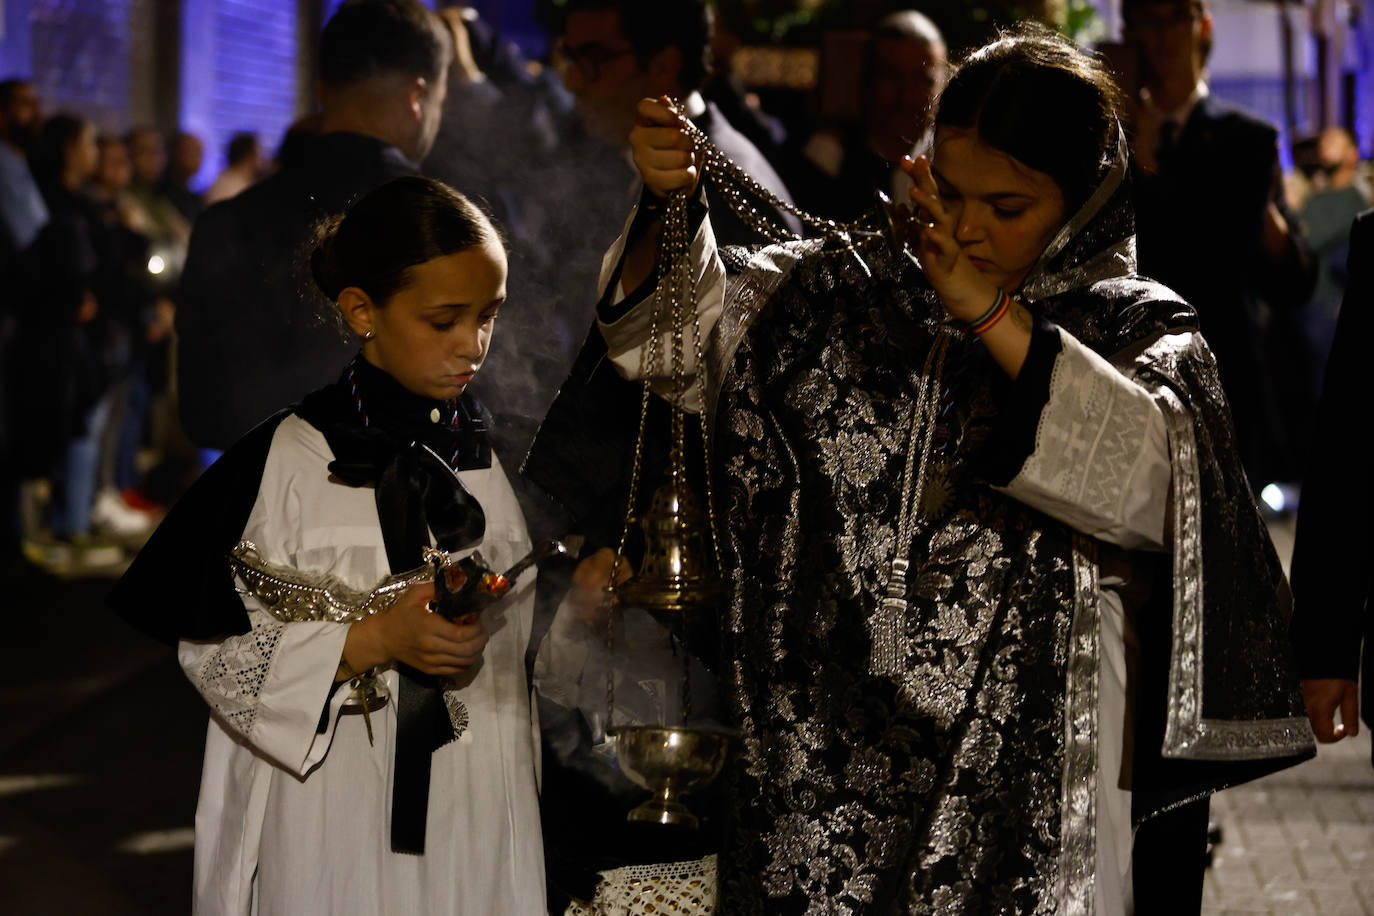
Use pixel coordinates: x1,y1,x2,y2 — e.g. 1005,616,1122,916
110,176,546,914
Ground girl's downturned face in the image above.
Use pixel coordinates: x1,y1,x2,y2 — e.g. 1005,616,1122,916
930,127,1067,292
361,241,507,401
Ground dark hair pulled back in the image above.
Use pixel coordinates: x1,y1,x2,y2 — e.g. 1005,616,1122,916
935,24,1125,213
310,175,501,307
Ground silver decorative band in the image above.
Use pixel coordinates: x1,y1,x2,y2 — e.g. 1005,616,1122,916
1153,383,1312,760
229,540,445,625
1059,535,1100,915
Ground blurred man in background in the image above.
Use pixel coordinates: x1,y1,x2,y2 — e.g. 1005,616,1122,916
799,10,947,222
204,132,263,206
177,0,450,452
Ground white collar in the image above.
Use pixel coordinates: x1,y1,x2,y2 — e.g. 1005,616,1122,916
1140,80,1209,126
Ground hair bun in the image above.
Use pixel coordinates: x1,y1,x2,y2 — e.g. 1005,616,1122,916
309,213,347,300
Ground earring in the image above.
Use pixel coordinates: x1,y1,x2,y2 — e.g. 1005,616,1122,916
363,330,374,341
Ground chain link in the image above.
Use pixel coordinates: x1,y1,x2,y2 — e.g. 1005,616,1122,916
603,104,921,729
676,116,896,263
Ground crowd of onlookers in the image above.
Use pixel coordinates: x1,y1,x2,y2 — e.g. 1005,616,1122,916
1,0,1372,578
0,75,268,573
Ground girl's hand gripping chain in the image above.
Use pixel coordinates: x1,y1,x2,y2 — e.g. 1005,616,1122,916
629,96,702,199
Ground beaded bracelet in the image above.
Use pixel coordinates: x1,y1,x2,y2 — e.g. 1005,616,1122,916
966,288,1011,336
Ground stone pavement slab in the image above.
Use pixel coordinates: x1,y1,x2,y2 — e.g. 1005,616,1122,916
1204,729,1374,915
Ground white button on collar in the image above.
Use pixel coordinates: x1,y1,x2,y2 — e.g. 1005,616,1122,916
429,408,441,423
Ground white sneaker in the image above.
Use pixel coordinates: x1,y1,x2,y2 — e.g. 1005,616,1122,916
93,488,156,536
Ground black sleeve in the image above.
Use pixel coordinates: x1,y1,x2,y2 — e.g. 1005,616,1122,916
981,315,1063,486
1260,151,1317,312
596,188,708,326
1289,210,1374,679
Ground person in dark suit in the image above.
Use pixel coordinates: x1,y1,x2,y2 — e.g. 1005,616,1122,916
1122,1,1315,910
1125,0,1315,488
176,0,451,451
1290,208,1373,764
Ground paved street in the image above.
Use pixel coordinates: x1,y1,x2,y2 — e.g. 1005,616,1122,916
1205,730,1374,915
0,516,1370,914
0,563,200,914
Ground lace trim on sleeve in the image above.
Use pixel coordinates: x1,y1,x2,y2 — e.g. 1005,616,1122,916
999,328,1168,550
565,855,717,915
194,621,287,738
1019,333,1153,522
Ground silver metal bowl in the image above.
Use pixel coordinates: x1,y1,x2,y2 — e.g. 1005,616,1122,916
609,724,731,829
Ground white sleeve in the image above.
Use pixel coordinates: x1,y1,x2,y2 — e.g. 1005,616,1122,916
596,193,728,414
178,612,351,776
176,420,356,775
994,327,1172,551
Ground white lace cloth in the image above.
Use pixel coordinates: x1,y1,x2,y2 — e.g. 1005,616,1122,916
192,614,286,737
565,855,718,915
996,326,1171,551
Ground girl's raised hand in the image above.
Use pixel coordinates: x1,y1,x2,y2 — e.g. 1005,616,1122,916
902,154,999,323
629,96,700,199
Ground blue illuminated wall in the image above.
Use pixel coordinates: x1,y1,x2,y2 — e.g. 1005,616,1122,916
180,0,300,189
1,0,36,76
2,0,134,128
319,0,547,59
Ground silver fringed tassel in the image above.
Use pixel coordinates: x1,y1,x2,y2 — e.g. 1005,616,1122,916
872,557,910,677
865,332,952,682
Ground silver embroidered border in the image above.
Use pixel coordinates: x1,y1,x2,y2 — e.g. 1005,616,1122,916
1154,387,1313,760
1058,536,1100,916
705,239,823,421
230,540,442,625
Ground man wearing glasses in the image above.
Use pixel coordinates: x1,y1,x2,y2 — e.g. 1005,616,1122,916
554,0,800,245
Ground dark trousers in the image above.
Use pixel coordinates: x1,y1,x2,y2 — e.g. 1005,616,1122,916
1132,796,1210,914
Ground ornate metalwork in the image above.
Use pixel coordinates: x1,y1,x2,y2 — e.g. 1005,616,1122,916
229,540,444,625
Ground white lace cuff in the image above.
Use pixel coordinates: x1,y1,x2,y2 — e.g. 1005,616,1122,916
995,327,1171,550
189,618,287,738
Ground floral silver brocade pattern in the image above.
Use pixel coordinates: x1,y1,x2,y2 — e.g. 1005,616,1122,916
714,243,1075,913
703,139,1310,913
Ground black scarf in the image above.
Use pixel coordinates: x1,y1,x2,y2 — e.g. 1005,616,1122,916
301,356,492,855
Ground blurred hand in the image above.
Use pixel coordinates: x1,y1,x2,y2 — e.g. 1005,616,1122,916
629,97,701,200
75,291,99,324
146,297,176,343
1301,678,1359,743
348,580,489,678
117,197,151,234
568,547,631,624
1128,97,1164,174
902,154,999,322
440,7,483,84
